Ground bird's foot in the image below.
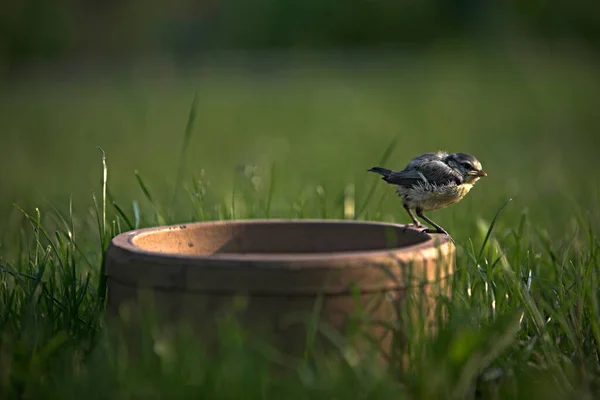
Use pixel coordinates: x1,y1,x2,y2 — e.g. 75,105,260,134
422,227,448,235
403,223,422,232
423,227,455,243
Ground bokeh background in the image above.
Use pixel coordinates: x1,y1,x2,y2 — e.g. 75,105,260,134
3,4,600,397
1,0,599,239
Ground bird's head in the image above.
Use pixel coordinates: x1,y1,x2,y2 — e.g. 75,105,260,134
444,153,487,184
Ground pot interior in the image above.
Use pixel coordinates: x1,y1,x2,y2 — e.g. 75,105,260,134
131,220,430,256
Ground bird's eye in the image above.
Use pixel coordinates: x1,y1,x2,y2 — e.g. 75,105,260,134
462,162,473,170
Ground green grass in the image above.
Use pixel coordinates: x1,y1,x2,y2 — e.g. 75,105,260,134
1,44,600,398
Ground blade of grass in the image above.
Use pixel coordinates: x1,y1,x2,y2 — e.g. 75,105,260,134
171,91,198,213
303,293,324,362
135,170,166,226
265,162,276,218
476,198,512,266
132,200,141,229
96,147,108,303
13,205,66,271
97,148,107,238
355,136,398,219
112,202,134,231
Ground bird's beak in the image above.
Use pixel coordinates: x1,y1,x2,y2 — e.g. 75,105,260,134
472,170,487,177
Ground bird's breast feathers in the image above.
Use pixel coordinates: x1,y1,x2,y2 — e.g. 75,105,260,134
397,182,474,211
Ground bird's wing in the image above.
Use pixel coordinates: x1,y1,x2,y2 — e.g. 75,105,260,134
384,161,463,187
405,152,446,169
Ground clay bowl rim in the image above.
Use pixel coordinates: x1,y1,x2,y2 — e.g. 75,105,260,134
110,219,453,264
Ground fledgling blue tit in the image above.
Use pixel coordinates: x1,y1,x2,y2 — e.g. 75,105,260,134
368,151,487,235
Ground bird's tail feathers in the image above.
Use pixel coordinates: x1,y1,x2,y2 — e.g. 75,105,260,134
367,167,392,177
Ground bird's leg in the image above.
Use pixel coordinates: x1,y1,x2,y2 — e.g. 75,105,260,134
416,207,449,235
403,204,421,229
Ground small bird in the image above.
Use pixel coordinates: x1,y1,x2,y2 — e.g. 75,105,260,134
368,151,487,235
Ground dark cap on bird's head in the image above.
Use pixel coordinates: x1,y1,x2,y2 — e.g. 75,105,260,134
445,152,487,177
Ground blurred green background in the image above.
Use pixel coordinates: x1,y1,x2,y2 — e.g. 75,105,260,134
2,0,600,66
1,0,599,238
2,4,600,397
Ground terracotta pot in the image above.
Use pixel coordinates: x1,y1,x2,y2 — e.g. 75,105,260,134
105,219,454,360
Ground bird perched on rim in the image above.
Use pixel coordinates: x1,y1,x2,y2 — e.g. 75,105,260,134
368,151,487,235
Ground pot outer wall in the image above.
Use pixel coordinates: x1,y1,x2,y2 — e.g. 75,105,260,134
105,220,456,360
